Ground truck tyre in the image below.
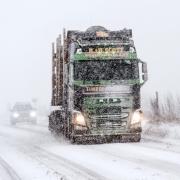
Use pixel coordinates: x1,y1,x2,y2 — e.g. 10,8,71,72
70,136,75,143
132,134,141,142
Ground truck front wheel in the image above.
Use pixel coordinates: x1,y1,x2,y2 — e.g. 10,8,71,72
131,134,141,142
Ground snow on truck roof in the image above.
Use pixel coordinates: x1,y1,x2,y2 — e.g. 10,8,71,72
86,26,108,32
67,26,132,40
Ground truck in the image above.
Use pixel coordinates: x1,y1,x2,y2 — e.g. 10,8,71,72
49,26,148,143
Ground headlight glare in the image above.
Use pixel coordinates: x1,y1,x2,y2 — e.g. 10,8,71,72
30,111,36,117
13,112,19,118
73,112,86,126
131,110,143,124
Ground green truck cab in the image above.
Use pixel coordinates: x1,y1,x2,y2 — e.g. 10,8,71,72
49,26,147,143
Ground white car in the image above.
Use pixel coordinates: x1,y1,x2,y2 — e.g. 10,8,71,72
10,102,37,125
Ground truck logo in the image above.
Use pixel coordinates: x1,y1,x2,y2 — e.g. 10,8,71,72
86,86,105,92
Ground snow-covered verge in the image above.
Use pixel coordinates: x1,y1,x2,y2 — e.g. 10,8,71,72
0,164,12,180
142,120,180,145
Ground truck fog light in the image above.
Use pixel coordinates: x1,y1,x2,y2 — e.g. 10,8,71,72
13,112,19,118
131,110,143,124
30,111,36,117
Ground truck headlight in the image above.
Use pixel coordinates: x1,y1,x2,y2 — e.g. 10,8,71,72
13,112,19,118
30,111,36,117
131,110,143,124
73,112,86,126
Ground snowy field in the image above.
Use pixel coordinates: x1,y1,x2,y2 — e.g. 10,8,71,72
0,116,180,180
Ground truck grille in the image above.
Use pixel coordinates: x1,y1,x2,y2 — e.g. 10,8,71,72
91,113,129,120
90,114,129,130
96,107,121,115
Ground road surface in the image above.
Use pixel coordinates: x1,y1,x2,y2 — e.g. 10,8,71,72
0,119,180,180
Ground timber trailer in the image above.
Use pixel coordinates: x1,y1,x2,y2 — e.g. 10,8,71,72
49,26,148,143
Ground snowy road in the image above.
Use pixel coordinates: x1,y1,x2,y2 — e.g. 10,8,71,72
0,156,21,180
0,120,180,180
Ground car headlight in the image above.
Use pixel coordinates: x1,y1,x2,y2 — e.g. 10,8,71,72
131,110,143,124
73,112,86,126
13,112,19,118
30,111,36,117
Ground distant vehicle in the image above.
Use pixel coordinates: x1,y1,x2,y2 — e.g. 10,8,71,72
10,102,37,125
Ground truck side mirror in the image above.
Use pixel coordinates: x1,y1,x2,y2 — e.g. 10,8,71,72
139,60,148,85
142,62,147,73
142,62,148,82
142,73,148,82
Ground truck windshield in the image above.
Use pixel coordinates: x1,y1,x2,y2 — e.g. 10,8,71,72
74,60,138,81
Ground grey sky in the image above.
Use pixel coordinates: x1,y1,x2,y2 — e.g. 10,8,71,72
0,0,180,112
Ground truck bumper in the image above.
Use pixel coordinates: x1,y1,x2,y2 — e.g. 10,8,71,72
71,132,141,143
